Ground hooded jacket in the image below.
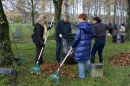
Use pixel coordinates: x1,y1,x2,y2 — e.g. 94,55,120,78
72,21,94,62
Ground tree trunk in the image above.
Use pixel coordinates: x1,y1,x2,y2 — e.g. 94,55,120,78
31,0,35,26
125,0,130,40
0,0,14,66
53,0,63,22
113,0,117,25
53,0,63,35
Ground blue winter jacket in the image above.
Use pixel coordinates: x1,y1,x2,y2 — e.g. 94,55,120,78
72,21,94,62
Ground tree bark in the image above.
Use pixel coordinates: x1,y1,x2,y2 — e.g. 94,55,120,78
53,0,63,22
113,0,117,25
0,0,14,66
31,0,35,26
125,0,130,40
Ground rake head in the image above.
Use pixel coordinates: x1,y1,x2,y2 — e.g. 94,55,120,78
15,56,23,65
48,69,60,85
15,52,23,65
29,63,41,74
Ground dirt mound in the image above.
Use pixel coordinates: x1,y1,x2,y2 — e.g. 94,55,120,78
108,52,130,66
40,62,76,78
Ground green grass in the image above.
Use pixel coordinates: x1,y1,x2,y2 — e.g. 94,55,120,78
0,23,130,86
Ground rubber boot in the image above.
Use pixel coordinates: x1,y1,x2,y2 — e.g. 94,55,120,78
99,58,103,63
91,57,95,64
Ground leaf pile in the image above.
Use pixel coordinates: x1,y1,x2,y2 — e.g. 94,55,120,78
108,52,130,66
40,62,76,78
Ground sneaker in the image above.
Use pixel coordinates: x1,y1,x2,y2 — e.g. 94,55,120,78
76,75,84,79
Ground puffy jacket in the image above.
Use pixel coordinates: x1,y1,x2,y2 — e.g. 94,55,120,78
72,22,94,62
32,23,44,45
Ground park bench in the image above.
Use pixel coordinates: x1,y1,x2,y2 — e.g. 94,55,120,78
26,24,33,30
13,27,21,39
0,68,17,86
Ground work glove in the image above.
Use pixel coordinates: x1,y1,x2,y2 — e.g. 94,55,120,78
70,46,73,50
47,27,51,30
59,34,62,38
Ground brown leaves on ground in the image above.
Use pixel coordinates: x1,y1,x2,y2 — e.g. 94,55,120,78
108,52,130,66
40,62,76,78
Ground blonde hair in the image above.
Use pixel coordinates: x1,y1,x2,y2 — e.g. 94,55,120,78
36,14,46,25
36,14,47,40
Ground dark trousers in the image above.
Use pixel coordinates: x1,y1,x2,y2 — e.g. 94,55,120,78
121,35,124,43
91,39,105,60
35,44,43,65
112,36,117,43
56,41,61,62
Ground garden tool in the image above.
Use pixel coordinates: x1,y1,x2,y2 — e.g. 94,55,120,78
9,24,23,65
48,48,73,85
29,17,54,74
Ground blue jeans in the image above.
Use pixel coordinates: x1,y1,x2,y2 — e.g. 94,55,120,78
78,60,91,78
91,39,105,59
56,41,61,62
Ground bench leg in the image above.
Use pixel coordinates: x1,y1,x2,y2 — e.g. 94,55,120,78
11,70,17,86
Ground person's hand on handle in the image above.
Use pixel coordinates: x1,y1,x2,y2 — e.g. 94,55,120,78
42,44,45,47
47,27,51,30
70,46,73,50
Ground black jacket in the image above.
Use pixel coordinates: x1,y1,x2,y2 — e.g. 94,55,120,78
32,23,44,45
55,19,72,42
93,23,112,40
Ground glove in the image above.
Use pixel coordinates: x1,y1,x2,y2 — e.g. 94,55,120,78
47,27,51,30
42,44,45,47
59,34,62,38
70,46,73,50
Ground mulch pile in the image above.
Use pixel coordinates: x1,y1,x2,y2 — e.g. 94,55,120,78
108,52,130,66
40,62,76,78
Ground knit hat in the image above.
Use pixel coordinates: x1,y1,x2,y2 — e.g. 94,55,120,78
114,23,118,28
121,24,124,26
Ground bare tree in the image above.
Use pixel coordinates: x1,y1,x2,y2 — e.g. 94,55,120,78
9,0,44,26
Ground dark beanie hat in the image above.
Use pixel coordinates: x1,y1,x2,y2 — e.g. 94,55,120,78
121,24,124,26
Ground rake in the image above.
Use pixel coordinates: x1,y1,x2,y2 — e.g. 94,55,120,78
29,17,54,74
48,48,73,85
9,24,23,65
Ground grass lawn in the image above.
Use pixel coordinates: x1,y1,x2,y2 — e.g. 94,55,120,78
0,23,130,86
